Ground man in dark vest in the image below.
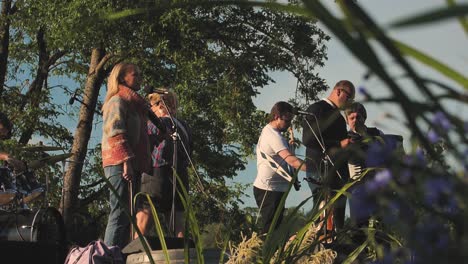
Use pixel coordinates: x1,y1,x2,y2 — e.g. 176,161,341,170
302,80,355,231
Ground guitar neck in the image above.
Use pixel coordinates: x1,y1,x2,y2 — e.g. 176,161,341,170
288,126,295,154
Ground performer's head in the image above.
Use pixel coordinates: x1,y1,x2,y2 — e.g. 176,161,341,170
329,80,355,108
105,62,142,103
148,87,178,117
345,102,367,133
0,111,12,140
268,101,294,132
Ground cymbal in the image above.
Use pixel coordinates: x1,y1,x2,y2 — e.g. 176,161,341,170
28,153,72,169
21,145,65,151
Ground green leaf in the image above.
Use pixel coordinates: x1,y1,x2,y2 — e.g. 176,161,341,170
446,0,468,35
394,40,468,89
389,4,468,28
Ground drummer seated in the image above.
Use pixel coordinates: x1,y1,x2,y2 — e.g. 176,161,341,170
0,111,26,172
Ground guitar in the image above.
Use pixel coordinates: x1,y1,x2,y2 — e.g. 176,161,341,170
288,126,301,191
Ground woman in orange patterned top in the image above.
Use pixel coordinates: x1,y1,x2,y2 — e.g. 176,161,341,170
101,62,151,249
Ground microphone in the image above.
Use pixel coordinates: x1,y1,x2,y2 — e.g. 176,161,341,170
144,85,169,95
153,88,169,94
69,89,78,105
292,108,314,116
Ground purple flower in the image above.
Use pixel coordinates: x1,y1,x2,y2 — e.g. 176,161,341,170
398,169,412,184
424,177,458,214
415,148,426,164
401,149,427,168
414,218,450,252
366,169,392,192
427,130,439,143
382,199,414,225
382,200,400,224
358,86,370,98
349,184,376,224
366,135,403,167
431,111,452,130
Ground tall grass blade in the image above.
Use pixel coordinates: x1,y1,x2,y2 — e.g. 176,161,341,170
342,240,369,264
389,5,468,28
174,169,205,264
393,40,468,89
446,0,468,34
133,192,171,264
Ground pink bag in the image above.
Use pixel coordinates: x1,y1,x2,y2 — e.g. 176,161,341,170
64,240,124,264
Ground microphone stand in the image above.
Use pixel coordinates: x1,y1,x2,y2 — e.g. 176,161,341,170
302,114,344,181
158,99,179,238
302,112,344,243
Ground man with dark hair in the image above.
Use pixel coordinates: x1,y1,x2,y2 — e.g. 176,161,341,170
0,112,25,171
253,101,310,234
301,80,355,231
345,102,383,140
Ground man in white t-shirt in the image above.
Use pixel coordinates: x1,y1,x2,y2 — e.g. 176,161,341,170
253,101,310,234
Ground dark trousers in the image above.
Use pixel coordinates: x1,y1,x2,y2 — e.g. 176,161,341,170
253,186,286,234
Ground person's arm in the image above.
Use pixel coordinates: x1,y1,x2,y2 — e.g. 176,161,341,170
277,149,308,172
0,152,26,171
103,97,135,180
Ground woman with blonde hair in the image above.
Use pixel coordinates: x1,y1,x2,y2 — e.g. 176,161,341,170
134,87,193,239
101,62,151,248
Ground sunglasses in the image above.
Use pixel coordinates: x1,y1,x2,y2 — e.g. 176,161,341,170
340,89,354,100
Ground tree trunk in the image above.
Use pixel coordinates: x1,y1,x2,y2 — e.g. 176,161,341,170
19,28,49,144
60,48,110,232
0,0,15,96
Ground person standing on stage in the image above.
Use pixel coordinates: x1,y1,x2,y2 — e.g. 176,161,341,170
301,80,355,231
134,88,192,239
253,101,310,234
101,62,151,248
345,102,385,227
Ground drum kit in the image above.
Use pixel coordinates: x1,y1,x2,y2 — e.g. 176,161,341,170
0,146,71,210
0,145,71,243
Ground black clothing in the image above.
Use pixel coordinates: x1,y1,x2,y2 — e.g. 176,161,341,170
302,100,350,187
301,100,349,230
253,186,285,234
139,166,189,212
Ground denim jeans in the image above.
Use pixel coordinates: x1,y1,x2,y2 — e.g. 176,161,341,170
103,164,131,249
